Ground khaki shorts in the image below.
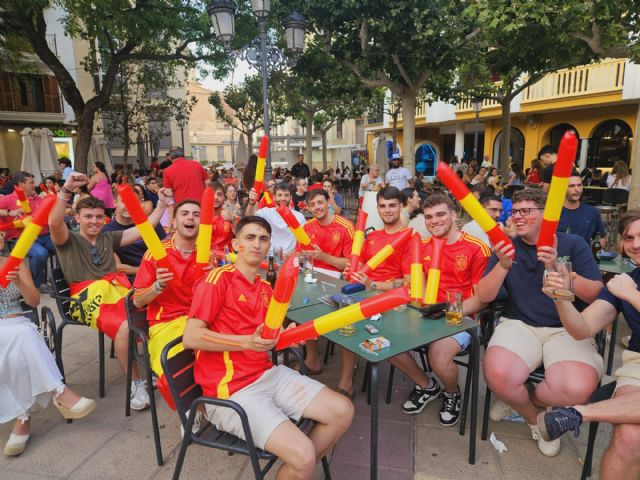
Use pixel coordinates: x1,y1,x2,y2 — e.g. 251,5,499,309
488,317,604,379
204,365,325,449
615,350,640,390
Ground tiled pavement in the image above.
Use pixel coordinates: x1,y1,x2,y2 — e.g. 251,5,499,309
1,293,624,479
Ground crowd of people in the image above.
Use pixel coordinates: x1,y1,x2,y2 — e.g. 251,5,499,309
0,143,638,480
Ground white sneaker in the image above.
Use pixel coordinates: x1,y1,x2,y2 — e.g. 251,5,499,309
489,399,513,421
130,380,150,411
529,424,561,457
180,409,208,438
622,335,631,349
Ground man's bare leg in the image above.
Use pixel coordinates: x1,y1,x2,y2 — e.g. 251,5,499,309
337,349,356,395
114,321,140,380
428,337,461,393
533,361,598,408
483,346,540,423
388,352,429,387
303,339,322,373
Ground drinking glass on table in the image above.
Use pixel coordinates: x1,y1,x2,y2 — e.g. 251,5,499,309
445,290,463,326
392,279,408,312
544,260,575,302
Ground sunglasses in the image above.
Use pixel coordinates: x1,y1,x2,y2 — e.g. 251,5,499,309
88,245,102,265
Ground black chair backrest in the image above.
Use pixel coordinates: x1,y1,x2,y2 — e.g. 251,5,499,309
125,292,148,334
603,188,629,205
161,336,202,428
50,267,74,318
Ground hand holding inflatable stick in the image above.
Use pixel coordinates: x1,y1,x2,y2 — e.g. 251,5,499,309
346,210,368,280
410,233,423,306
196,187,214,268
276,286,410,350
262,255,300,339
0,195,56,287
357,228,412,277
437,162,514,257
424,236,446,304
276,205,313,250
537,131,578,249
253,136,269,195
117,184,173,274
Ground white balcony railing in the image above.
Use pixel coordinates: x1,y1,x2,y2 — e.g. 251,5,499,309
521,59,625,104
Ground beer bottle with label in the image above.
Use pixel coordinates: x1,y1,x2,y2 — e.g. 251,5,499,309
266,251,277,287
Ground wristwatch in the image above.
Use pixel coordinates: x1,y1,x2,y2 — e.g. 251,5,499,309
369,282,377,291
154,281,164,292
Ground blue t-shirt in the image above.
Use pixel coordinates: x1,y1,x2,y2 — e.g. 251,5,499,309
499,198,512,224
597,267,640,353
103,219,167,270
484,232,602,327
558,203,606,244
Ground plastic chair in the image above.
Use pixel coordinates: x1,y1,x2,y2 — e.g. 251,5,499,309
162,337,331,480
124,293,163,466
49,267,108,398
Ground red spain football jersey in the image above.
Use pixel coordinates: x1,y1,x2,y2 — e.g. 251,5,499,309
303,215,354,271
133,239,202,327
189,265,274,399
361,228,412,282
211,213,234,251
403,232,490,301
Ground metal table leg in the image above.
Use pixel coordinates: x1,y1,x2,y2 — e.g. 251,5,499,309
468,327,479,465
370,362,379,480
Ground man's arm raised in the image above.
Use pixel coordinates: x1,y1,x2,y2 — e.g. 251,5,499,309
49,173,88,246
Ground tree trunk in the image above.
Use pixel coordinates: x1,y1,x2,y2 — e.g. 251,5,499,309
74,110,94,173
122,113,130,174
400,93,416,173
305,111,314,169
392,112,399,153
629,104,640,209
321,129,328,171
498,99,512,178
247,131,254,157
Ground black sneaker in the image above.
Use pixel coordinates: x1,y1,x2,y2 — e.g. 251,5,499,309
439,390,461,426
402,382,441,414
536,407,583,441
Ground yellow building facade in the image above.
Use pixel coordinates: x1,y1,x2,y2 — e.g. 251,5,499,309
366,59,640,175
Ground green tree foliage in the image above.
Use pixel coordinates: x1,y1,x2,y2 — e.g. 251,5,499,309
2,0,243,172
101,61,196,172
281,0,470,171
208,74,286,154
281,45,375,170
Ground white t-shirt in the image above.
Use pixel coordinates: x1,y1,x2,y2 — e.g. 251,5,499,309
385,167,412,190
256,207,306,254
359,174,383,197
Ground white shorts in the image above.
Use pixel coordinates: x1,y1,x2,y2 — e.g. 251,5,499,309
204,365,325,449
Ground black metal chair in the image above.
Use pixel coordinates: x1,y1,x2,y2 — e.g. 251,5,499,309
49,266,108,398
162,337,332,480
124,293,163,466
581,380,617,479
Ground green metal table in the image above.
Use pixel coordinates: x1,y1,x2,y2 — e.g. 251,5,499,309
287,271,352,311
287,302,480,480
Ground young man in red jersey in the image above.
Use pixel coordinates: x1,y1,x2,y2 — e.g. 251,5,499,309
347,186,412,397
183,216,353,480
211,182,234,251
302,189,354,373
394,193,490,426
132,200,204,405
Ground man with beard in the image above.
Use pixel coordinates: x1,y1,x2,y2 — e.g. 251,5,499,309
133,200,204,404
394,193,490,426
559,173,607,248
245,183,306,255
385,153,412,190
346,186,412,397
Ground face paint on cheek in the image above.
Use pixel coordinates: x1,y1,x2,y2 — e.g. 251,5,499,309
527,217,537,225
238,245,246,252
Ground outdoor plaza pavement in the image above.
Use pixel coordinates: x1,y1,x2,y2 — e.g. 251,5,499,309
1,293,626,480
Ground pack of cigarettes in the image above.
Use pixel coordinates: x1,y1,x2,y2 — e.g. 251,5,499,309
360,336,391,352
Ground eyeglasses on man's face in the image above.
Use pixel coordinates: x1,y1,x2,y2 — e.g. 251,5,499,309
511,207,544,218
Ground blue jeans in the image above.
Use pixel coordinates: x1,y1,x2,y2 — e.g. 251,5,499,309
9,234,56,287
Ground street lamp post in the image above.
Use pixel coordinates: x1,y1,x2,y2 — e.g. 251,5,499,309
471,99,483,161
208,0,306,180
176,114,186,151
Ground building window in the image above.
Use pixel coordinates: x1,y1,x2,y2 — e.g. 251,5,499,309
217,146,225,162
588,119,632,169
336,120,343,139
